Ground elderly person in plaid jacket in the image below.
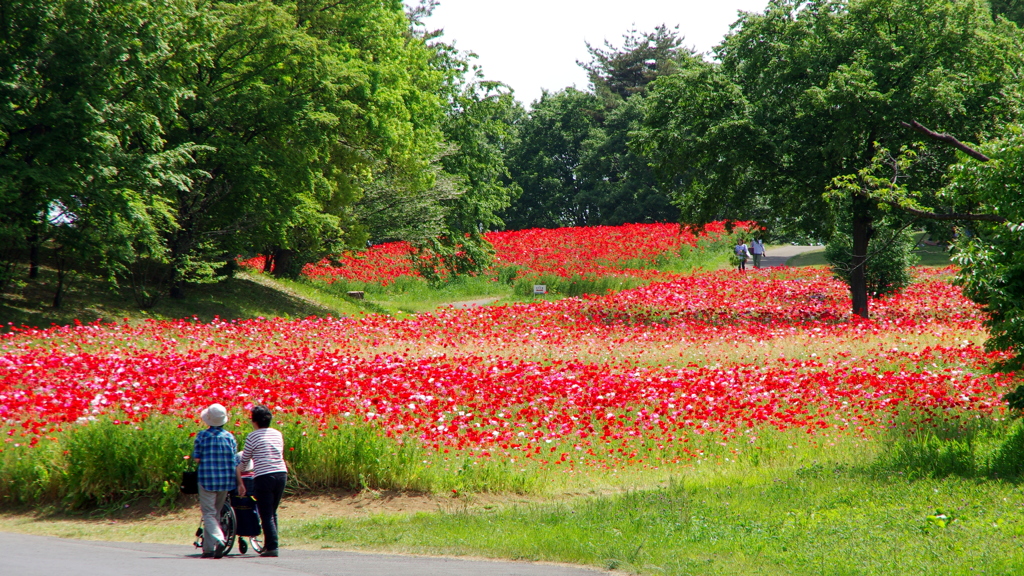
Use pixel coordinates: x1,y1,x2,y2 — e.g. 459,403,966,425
191,403,241,559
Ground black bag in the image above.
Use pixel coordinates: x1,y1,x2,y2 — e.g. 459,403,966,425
230,496,261,536
181,470,199,494
231,477,261,536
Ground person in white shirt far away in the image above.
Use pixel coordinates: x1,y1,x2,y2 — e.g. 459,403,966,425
734,240,751,271
751,238,767,269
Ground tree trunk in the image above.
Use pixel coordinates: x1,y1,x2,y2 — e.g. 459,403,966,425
850,194,871,319
52,268,65,308
168,282,184,299
168,234,189,299
28,234,39,279
271,247,295,279
51,245,69,309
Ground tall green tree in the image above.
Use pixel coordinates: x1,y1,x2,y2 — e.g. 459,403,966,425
634,62,770,229
504,27,690,230
438,78,522,235
1,0,463,305
992,0,1024,25
577,96,679,226
0,0,204,306
581,25,690,105
504,88,603,229
353,3,523,280
943,129,1024,367
638,0,1022,317
407,76,523,281
154,0,452,285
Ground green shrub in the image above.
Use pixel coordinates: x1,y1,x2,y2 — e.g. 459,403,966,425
0,440,64,505
0,418,194,508
0,415,541,509
62,418,194,508
409,234,495,285
825,223,919,297
281,422,431,492
494,265,523,285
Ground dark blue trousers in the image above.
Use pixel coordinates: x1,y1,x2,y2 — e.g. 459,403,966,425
253,472,287,551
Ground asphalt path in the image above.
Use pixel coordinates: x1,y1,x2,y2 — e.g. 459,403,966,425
758,244,821,268
0,532,608,576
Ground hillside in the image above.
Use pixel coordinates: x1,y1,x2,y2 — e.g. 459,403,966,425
0,269,369,329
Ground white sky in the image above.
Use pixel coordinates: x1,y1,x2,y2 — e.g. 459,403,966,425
422,0,771,106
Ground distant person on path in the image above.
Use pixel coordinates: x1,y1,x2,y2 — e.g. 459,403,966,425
237,405,288,558
734,240,751,271
751,238,766,269
191,403,240,559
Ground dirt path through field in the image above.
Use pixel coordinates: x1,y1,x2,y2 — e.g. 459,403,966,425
441,297,501,309
0,490,574,541
238,272,340,314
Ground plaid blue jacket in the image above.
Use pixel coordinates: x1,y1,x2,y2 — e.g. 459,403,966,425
191,426,239,492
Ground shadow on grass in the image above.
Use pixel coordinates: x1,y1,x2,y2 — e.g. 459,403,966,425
1,267,341,330
863,415,1024,484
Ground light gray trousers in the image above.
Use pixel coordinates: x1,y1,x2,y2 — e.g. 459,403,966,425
198,487,228,552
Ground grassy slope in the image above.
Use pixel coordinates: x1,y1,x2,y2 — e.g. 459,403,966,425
1,231,742,328
0,267,371,329
1,266,527,328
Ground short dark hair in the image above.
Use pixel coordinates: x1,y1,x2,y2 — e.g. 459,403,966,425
251,405,273,428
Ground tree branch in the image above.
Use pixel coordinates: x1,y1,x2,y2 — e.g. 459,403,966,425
901,120,991,162
876,197,1005,222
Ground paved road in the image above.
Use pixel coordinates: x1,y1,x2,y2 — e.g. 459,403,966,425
759,245,821,268
0,532,607,576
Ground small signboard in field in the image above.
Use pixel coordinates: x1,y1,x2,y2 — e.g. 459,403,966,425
533,285,547,295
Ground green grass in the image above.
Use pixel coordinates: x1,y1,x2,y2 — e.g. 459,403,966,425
0,267,363,329
786,249,829,267
289,468,1024,575
6,414,1024,574
290,235,739,312
500,234,740,301
0,237,1000,574
620,233,741,274
915,243,953,267
0,416,541,510
511,274,646,298
280,419,1024,575
293,274,514,315
1,232,741,328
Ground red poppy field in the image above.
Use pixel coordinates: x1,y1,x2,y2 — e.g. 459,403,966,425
1,224,1013,497
239,221,743,285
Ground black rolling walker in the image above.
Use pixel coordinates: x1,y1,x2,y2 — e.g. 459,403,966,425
193,476,263,555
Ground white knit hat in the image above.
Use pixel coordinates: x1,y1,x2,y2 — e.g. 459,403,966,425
200,403,228,427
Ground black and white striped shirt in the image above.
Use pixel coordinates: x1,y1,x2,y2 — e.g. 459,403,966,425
240,427,288,477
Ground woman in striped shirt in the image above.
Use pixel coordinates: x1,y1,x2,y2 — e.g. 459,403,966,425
236,405,288,557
